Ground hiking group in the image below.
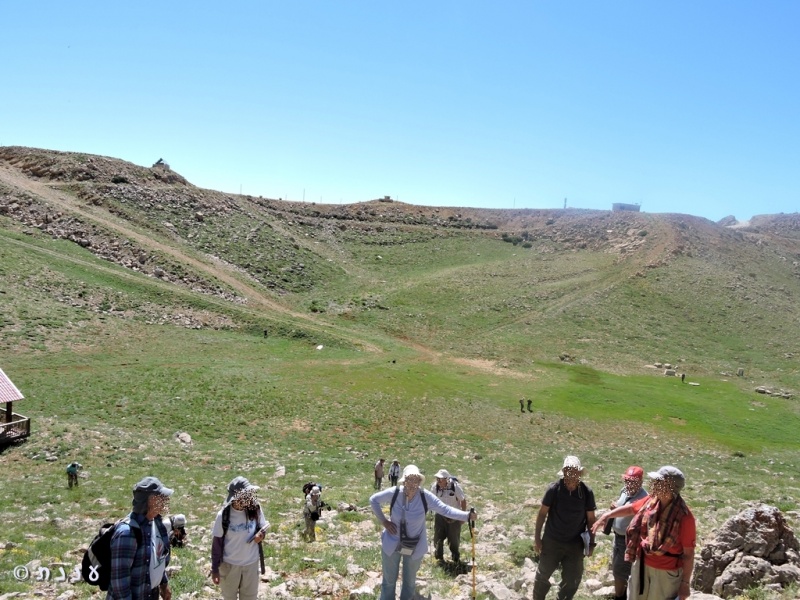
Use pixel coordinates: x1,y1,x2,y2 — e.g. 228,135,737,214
88,455,693,600
532,456,695,600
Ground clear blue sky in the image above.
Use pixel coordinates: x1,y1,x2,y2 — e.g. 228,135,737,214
3,2,798,222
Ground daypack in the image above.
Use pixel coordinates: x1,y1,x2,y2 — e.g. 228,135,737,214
390,486,428,514
81,517,142,591
434,476,459,496
221,503,266,574
302,481,323,496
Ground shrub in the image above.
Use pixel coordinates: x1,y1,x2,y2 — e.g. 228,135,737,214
508,538,536,566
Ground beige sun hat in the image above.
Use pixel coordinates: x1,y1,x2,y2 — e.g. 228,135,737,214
557,455,586,477
399,464,425,486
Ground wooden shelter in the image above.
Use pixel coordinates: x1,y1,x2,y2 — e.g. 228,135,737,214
0,368,29,444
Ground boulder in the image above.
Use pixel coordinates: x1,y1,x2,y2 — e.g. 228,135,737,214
693,504,800,597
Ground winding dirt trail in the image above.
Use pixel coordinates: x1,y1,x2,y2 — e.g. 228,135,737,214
0,165,384,353
1,164,543,380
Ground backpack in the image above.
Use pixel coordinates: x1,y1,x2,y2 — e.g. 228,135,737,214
390,486,428,514
302,482,323,496
81,517,141,591
221,504,266,574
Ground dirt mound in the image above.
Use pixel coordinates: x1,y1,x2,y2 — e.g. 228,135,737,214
0,146,189,186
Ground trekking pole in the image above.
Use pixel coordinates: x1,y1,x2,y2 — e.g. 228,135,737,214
469,507,477,600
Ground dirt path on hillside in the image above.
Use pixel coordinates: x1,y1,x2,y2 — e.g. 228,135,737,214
0,166,383,353
1,165,545,380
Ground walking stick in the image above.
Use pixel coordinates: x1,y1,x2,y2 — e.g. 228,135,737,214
469,508,477,600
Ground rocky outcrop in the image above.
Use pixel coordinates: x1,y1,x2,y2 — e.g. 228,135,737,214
693,504,800,598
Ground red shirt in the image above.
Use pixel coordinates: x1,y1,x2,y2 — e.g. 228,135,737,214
628,496,696,570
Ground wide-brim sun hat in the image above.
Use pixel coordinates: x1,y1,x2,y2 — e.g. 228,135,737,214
434,469,451,479
557,455,586,477
399,464,425,486
226,476,260,503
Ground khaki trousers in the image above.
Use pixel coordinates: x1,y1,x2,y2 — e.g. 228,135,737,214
219,560,260,600
628,559,683,600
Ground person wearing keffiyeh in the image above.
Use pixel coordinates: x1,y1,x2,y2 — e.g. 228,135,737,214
592,466,696,600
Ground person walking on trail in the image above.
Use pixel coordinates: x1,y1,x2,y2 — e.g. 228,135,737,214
533,456,597,600
431,468,467,564
210,477,269,600
374,458,386,489
527,398,533,412
66,461,82,488
370,464,477,600
592,466,695,600
108,476,173,600
519,398,525,413
603,466,647,600
388,459,401,487
302,486,330,542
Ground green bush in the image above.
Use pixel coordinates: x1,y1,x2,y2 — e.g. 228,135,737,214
508,538,536,566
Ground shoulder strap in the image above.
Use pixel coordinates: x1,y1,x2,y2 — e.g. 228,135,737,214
389,486,428,514
221,505,231,536
256,505,265,575
120,516,142,545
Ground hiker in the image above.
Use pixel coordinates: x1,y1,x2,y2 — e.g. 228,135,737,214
374,457,386,489
108,476,173,600
302,486,330,542
370,465,477,600
431,468,467,564
388,459,401,487
164,514,187,548
527,398,533,412
210,477,269,600
592,466,695,600
66,461,82,488
604,466,647,600
533,456,597,600
519,398,525,413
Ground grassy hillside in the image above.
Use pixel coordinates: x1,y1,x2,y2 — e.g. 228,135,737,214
1,147,799,599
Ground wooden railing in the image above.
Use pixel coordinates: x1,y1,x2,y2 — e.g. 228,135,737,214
0,413,30,443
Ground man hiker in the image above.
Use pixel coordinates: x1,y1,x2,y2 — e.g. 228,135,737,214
533,456,597,600
66,461,82,488
431,469,467,565
108,476,173,600
519,398,525,413
527,398,533,412
374,458,386,489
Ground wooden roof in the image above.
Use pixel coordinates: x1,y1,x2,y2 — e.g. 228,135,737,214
0,368,24,404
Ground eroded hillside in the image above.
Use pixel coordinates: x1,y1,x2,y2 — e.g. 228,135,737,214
2,146,800,383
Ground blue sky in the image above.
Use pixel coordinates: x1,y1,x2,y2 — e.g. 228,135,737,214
3,2,798,222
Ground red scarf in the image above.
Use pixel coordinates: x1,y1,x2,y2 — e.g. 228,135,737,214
625,494,689,563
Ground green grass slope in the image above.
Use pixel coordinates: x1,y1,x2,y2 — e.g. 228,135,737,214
1,147,799,599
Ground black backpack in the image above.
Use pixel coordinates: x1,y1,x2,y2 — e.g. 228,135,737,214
302,482,323,496
81,517,142,591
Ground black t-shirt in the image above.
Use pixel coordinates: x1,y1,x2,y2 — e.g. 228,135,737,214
542,480,597,543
